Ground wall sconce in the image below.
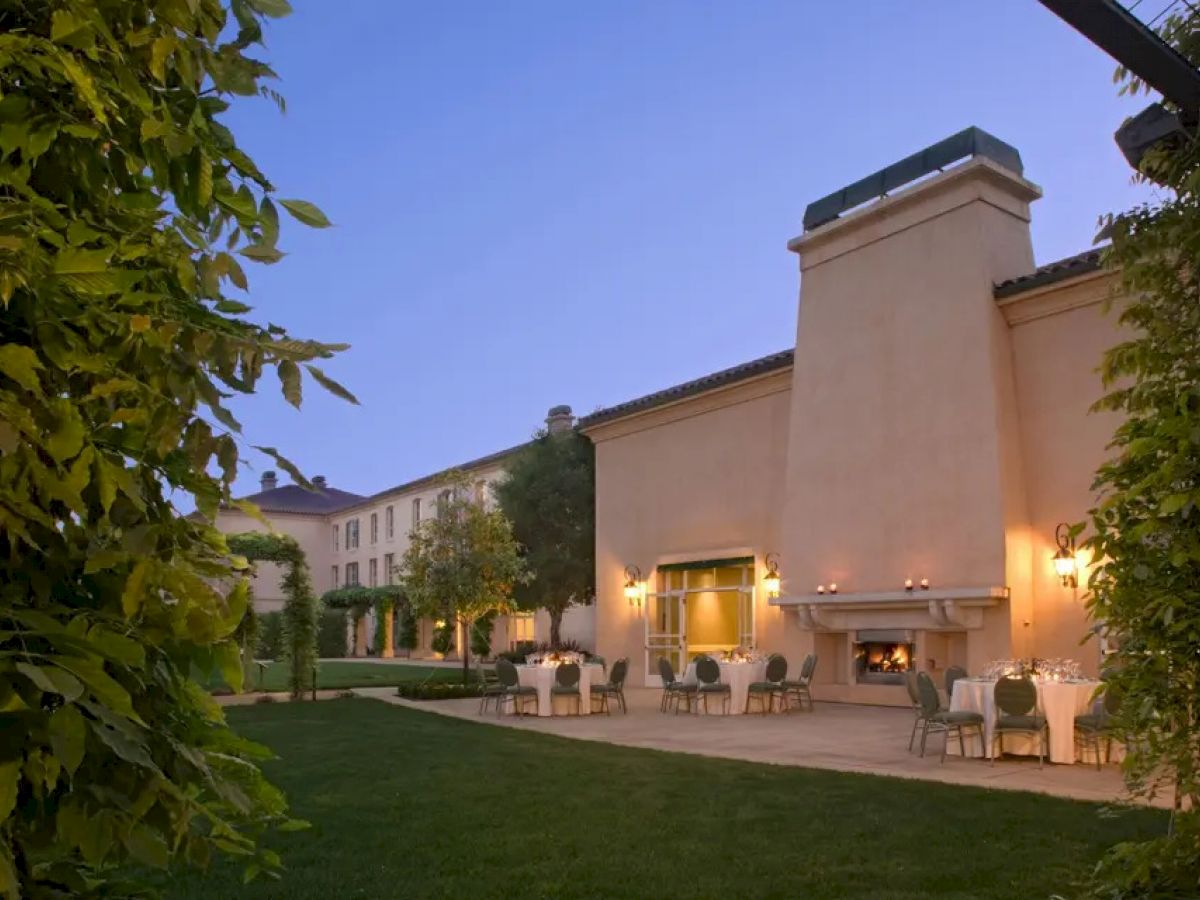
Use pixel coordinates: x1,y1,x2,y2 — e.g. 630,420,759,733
1052,523,1078,588
763,553,782,599
623,565,644,608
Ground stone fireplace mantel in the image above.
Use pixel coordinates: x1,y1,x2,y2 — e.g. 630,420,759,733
768,586,1008,631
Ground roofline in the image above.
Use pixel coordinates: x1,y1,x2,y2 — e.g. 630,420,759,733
993,248,1105,299
578,349,795,431
334,441,531,514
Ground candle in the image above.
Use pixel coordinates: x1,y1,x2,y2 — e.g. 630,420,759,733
829,583,838,594
904,578,913,591
920,578,930,590
816,585,825,595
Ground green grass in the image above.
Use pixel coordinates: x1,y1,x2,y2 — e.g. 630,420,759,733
162,699,1164,900
215,661,473,693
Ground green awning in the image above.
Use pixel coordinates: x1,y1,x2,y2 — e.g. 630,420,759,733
657,556,753,573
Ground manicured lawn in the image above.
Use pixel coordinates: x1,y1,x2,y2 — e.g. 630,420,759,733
163,699,1164,899
216,661,473,693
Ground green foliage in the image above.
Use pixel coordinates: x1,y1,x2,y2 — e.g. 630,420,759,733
1084,8,1200,894
430,620,455,656
399,472,530,683
394,682,482,701
257,611,283,660
396,606,419,654
316,610,348,660
470,611,495,659
0,0,353,892
495,427,595,646
228,533,318,698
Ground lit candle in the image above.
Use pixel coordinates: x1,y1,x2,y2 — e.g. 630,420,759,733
904,578,913,591
816,585,825,595
829,582,838,594
920,578,929,590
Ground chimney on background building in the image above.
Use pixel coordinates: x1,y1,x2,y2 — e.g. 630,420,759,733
260,471,277,491
312,476,327,489
545,405,574,435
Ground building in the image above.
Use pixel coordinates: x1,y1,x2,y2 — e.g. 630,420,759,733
583,128,1122,705
215,408,594,656
220,127,1125,706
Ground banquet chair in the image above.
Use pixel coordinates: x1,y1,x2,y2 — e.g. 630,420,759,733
916,671,985,763
495,658,538,717
905,671,931,752
992,675,1048,767
658,657,697,714
551,662,583,715
746,654,788,714
476,661,505,715
591,657,629,714
1074,686,1121,771
694,655,732,715
944,666,968,700
781,654,818,712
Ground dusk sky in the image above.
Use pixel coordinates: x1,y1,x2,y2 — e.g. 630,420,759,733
222,0,1156,500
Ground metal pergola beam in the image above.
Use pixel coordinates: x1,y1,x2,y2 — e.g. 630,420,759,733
1039,0,1200,116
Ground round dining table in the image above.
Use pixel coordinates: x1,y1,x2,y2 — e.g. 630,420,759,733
681,659,768,715
948,677,1105,764
514,663,606,717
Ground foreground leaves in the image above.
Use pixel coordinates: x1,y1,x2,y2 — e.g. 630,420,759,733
0,0,344,895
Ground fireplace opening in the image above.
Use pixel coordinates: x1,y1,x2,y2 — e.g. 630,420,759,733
854,630,915,685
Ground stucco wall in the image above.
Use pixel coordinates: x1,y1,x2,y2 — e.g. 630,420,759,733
589,372,792,685
1004,271,1125,673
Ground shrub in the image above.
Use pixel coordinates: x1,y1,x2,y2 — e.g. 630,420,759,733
395,682,482,701
431,620,455,655
470,611,496,659
257,611,283,660
317,609,348,658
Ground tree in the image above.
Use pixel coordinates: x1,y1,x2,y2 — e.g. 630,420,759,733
399,473,528,683
495,426,595,646
229,532,319,698
1083,8,1200,894
0,1,355,892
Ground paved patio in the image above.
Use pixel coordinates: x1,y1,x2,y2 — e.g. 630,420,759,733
353,685,1156,807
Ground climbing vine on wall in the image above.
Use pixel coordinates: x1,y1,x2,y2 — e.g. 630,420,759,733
228,532,318,699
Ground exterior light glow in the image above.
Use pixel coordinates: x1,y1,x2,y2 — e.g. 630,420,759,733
623,565,644,608
763,553,782,599
1053,523,1079,588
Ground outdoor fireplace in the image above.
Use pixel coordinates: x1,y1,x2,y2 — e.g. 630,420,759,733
853,630,915,685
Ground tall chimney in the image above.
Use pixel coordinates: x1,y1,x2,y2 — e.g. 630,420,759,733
260,471,277,491
545,405,574,435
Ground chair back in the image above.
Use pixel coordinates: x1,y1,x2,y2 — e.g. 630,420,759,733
496,658,519,688
555,662,580,689
944,666,968,696
801,653,818,681
657,656,676,685
904,671,921,706
765,654,787,684
695,656,720,685
915,671,942,717
610,658,629,688
994,676,1037,717
1102,685,1122,716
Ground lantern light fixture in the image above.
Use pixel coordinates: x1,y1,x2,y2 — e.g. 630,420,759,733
623,565,644,608
1052,523,1079,588
763,553,782,599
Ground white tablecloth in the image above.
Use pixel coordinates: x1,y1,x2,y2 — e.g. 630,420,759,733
514,664,605,717
949,678,1103,764
682,660,768,714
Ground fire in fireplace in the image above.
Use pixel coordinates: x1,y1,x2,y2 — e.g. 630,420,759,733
854,630,915,685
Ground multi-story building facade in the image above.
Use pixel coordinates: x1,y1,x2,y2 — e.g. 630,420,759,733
220,128,1130,706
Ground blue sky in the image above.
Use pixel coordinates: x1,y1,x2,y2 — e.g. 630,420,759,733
221,0,1154,499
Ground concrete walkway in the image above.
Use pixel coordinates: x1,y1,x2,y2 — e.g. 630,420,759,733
353,685,1157,807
